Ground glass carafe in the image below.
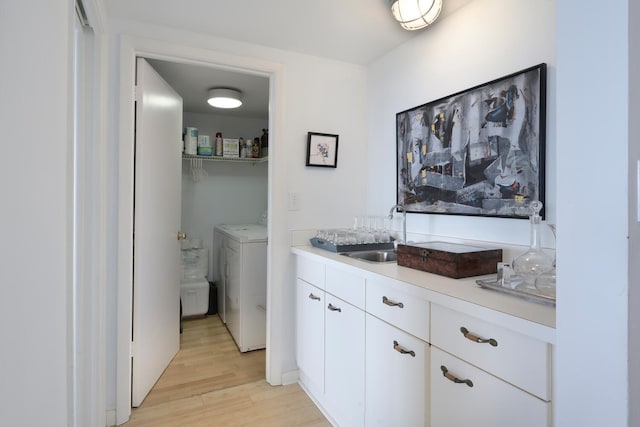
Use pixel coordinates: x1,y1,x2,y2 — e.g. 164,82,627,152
513,201,554,291
534,224,556,297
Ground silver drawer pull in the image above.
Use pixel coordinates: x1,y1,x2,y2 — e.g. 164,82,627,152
393,340,415,357
441,365,473,387
308,293,321,301
460,327,498,347
382,296,404,308
327,303,342,312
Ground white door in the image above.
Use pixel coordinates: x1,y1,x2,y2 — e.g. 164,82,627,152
131,57,183,407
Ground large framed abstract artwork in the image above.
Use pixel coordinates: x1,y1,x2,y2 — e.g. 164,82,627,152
396,63,546,219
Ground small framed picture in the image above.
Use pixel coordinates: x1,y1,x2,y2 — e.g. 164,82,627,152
306,132,339,168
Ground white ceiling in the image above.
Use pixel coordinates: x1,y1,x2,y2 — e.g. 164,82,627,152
146,58,270,118
106,0,474,118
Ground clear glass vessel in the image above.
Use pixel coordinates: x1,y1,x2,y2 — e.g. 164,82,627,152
513,201,554,291
534,224,556,297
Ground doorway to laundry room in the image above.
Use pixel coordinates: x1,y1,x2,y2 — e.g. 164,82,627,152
135,56,270,408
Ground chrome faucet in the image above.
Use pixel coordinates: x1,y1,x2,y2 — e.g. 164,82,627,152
388,204,407,245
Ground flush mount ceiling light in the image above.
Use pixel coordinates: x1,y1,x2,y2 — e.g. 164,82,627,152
207,88,242,109
391,0,443,31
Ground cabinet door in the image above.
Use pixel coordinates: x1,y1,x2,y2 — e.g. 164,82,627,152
325,294,365,427
296,279,325,397
431,346,550,427
365,314,428,427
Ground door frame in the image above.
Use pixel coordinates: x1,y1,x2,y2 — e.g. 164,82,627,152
116,35,285,424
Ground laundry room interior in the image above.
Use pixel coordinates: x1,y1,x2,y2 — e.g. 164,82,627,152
146,58,270,352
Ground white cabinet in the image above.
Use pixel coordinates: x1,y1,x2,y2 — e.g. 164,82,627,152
296,278,325,397
293,250,554,427
430,304,552,427
295,261,365,427
325,294,365,427
431,346,550,427
365,314,428,427
430,304,551,400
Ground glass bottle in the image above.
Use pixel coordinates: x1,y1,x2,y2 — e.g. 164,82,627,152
513,200,554,291
534,224,556,297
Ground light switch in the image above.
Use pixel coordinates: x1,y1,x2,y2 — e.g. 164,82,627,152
288,192,301,211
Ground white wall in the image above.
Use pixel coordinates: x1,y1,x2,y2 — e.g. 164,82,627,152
556,1,629,426
630,1,640,425
107,18,368,414
0,1,72,426
368,0,557,250
181,160,268,281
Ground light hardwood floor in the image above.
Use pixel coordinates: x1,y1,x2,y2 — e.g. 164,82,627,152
122,315,330,427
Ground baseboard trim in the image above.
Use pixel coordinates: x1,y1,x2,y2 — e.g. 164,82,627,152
281,369,299,385
105,409,116,426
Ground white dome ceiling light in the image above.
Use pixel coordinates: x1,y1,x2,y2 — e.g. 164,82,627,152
390,0,443,31
207,88,243,109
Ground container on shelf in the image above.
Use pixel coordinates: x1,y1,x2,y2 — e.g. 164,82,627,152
223,138,240,158
215,132,223,156
197,135,212,156
184,127,198,155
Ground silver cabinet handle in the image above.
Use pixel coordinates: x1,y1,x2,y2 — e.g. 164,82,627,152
308,293,321,301
460,327,498,347
393,340,415,357
327,303,342,312
382,296,404,308
441,365,473,387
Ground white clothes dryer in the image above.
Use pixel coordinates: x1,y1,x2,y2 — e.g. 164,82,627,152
214,224,267,352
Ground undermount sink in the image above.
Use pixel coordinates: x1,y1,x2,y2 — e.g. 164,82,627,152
341,249,397,263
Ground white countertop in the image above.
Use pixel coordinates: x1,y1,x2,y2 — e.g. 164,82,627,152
292,245,556,344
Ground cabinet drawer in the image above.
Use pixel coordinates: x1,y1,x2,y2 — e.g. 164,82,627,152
431,347,550,427
326,265,365,309
296,256,325,289
366,277,429,342
431,304,551,400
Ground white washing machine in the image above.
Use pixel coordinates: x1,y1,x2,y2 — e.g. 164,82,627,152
214,224,267,352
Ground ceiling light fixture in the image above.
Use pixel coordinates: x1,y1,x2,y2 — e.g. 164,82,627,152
207,88,242,109
390,0,442,31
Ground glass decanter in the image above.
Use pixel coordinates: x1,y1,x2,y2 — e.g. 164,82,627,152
513,201,554,291
535,224,556,297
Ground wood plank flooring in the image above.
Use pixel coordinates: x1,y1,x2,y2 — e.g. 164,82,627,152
122,315,330,427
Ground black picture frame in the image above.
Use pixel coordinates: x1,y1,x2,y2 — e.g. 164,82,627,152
396,63,547,219
306,132,339,168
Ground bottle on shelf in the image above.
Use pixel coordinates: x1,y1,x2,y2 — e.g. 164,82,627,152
239,137,246,158
253,137,261,158
261,128,268,157
215,132,223,156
